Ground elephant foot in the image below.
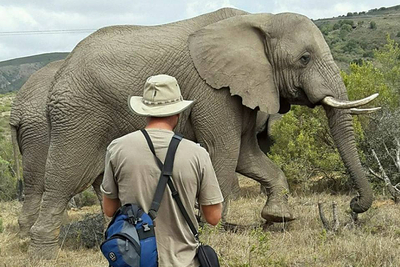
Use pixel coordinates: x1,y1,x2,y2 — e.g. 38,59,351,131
261,198,295,223
29,220,60,260
28,242,59,260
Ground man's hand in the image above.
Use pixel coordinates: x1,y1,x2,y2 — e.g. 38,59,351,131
201,203,222,226
103,195,121,217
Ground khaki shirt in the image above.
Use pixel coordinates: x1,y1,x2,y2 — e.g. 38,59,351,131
101,129,223,267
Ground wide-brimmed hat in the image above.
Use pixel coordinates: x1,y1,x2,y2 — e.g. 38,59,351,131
128,74,194,117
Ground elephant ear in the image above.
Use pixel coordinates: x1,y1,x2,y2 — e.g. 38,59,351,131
189,14,279,114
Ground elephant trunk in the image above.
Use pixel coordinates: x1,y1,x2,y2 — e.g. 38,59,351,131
324,105,373,213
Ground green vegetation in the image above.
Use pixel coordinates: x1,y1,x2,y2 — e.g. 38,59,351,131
269,106,346,192
314,6,400,69
0,128,17,201
369,21,377,29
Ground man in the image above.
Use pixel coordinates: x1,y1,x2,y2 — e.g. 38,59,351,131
101,74,223,267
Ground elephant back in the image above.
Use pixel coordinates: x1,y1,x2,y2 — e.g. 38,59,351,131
46,8,248,144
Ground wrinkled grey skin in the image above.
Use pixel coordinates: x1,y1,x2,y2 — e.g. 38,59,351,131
21,8,372,258
9,60,104,237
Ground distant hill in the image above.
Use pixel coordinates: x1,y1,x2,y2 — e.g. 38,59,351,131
314,5,400,69
0,52,69,94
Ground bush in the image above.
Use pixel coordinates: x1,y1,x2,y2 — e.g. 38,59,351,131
0,217,3,233
269,106,346,189
396,31,400,37
80,190,98,207
343,39,360,53
333,23,340,30
71,189,99,208
362,51,374,58
370,21,377,29
0,137,18,201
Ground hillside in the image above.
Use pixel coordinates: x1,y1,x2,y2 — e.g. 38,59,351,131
0,52,68,94
314,5,400,69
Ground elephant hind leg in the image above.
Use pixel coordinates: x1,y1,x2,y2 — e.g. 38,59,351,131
18,151,48,237
29,141,106,259
18,173,44,237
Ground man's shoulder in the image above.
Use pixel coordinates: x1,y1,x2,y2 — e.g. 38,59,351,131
107,130,143,150
180,138,210,158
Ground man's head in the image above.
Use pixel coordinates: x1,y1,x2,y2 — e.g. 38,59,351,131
128,74,194,118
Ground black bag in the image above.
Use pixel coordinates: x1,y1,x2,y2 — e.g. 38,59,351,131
141,130,220,267
197,245,220,267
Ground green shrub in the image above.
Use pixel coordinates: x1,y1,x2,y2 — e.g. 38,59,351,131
0,137,17,201
369,21,377,29
363,51,374,58
396,31,400,37
343,39,360,53
333,23,340,30
80,190,98,207
269,106,346,189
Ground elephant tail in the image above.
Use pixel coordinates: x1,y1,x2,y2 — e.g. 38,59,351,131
10,124,23,201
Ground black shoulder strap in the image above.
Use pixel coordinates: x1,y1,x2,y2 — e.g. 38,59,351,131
141,129,199,240
141,129,182,220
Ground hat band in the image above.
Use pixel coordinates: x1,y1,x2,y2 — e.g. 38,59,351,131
142,96,183,105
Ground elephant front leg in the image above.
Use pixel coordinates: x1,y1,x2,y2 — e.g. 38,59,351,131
236,136,294,223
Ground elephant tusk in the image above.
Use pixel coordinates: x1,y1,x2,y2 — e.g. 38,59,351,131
321,93,379,109
350,107,381,115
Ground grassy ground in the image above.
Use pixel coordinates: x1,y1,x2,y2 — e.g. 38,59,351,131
1,177,399,267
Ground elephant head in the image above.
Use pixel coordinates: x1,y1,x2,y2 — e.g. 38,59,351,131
189,12,377,213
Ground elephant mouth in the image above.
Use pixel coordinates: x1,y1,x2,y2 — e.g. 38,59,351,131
288,87,315,108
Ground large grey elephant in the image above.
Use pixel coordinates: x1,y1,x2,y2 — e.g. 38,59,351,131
25,8,377,258
10,60,276,237
9,59,104,237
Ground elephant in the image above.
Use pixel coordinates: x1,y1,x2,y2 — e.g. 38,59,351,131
22,8,378,258
10,60,277,237
9,60,104,237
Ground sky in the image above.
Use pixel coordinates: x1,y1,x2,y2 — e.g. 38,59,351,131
0,0,399,62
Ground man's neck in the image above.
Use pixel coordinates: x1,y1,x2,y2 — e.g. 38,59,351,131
145,118,174,131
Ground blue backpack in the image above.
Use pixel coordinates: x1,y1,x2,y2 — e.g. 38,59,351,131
101,131,182,267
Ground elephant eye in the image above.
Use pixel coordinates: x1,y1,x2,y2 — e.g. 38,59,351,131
300,53,311,65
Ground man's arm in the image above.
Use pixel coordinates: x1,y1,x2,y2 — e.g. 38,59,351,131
201,203,222,226
103,195,121,217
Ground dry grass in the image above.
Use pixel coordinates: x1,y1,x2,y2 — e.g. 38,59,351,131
1,177,400,267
